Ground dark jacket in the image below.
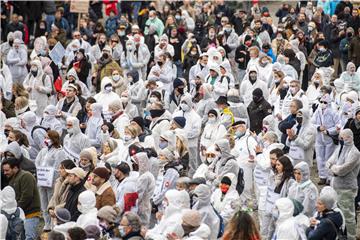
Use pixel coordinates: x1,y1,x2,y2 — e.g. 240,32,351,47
124,231,144,240
64,181,86,221
323,23,342,58
2,97,16,118
314,49,333,68
8,170,41,215
278,114,297,145
306,210,343,240
349,36,360,68
344,118,360,151
247,98,272,134
235,44,250,70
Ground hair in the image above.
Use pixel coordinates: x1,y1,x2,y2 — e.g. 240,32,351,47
275,156,294,193
12,83,29,99
123,212,142,232
60,159,76,170
74,83,82,96
47,231,65,240
292,99,303,110
10,129,29,147
116,162,130,175
47,130,61,148
223,210,260,240
125,125,140,138
86,97,96,104
176,136,188,158
2,157,20,169
269,148,284,158
67,227,86,240
15,96,29,110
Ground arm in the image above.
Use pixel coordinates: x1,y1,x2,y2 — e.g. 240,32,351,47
152,169,179,205
6,50,20,64
331,151,360,176
17,174,37,211
293,128,316,150
37,75,52,94
187,115,201,140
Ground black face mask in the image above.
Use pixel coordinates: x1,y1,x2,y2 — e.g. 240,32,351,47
296,116,303,125
102,53,109,59
279,87,288,99
9,40,14,47
99,41,106,49
253,95,262,103
7,140,12,145
49,45,55,51
339,140,344,146
31,70,38,77
177,87,184,94
150,109,165,118
314,82,320,88
4,129,9,137
158,61,163,66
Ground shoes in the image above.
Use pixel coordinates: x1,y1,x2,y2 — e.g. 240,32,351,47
318,178,327,185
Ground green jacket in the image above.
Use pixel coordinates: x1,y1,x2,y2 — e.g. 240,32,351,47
9,170,41,216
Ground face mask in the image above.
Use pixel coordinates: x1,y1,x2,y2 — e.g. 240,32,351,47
339,139,344,146
4,129,9,137
220,184,230,194
191,51,197,55
99,221,109,230
119,226,127,237
224,28,231,33
31,69,38,77
308,26,313,31
344,139,352,146
158,61,164,66
102,52,109,59
296,116,303,125
159,141,168,149
149,97,158,103
253,95,262,103
8,40,14,46
209,33,215,39
235,130,245,138
320,103,327,109
290,87,297,95
118,30,126,36
277,35,282,40
67,128,74,135
8,140,12,145
76,54,83,60
207,156,216,164
318,47,325,52
112,75,120,82
272,208,279,220
124,134,132,142
105,86,113,93
150,109,165,118
44,139,52,147
208,117,216,124
177,88,184,94
180,103,190,112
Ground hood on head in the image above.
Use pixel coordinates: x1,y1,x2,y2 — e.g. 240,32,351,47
298,108,310,124
78,190,96,213
319,186,338,209
100,76,113,92
201,83,213,100
194,184,211,207
165,189,183,207
31,59,44,76
180,93,193,109
44,105,57,117
4,141,22,159
69,39,80,51
311,69,325,83
275,197,294,220
67,68,80,82
160,34,169,43
294,161,310,183
40,56,52,69
160,130,176,151
262,115,276,132
215,139,230,154
22,111,37,129
0,186,17,213
178,190,190,209
7,32,14,42
13,31,23,41
346,62,356,72
134,152,150,175
4,117,20,130
248,65,258,75
91,103,103,118
67,117,81,135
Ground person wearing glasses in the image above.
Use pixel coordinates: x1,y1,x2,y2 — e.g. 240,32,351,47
311,94,340,185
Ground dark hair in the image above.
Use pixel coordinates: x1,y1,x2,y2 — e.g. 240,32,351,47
60,159,76,169
2,157,20,169
86,97,97,104
74,83,82,96
48,231,65,240
115,162,130,175
68,227,86,240
47,130,61,148
10,129,29,147
275,156,294,193
269,148,284,158
224,210,260,240
292,99,303,110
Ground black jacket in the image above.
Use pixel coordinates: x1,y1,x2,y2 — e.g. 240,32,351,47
344,118,360,151
306,210,343,240
247,98,272,134
64,182,86,221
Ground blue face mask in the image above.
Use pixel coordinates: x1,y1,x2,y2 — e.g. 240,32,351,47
159,141,168,149
235,130,245,138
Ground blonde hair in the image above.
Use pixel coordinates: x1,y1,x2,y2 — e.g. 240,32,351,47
15,96,28,110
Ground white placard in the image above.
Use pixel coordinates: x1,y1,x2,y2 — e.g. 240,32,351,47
37,167,54,187
49,42,65,66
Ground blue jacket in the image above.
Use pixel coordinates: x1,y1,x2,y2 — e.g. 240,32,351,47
306,210,343,240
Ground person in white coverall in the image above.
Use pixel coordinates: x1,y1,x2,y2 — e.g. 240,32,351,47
94,76,121,113
85,103,104,151
200,109,227,150
272,198,299,240
76,190,99,228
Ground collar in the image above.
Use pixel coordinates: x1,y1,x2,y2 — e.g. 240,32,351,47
96,181,112,195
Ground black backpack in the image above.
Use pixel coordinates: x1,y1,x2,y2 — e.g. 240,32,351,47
1,208,25,240
236,167,245,195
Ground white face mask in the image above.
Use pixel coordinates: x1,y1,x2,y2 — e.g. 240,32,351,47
208,117,216,124
180,103,190,112
263,140,271,148
67,128,74,134
105,86,113,93
124,134,132,142
112,75,120,82
149,97,158,103
290,87,297,95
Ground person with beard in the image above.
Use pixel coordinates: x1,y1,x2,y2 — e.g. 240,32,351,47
247,88,272,134
165,78,185,114
93,46,122,92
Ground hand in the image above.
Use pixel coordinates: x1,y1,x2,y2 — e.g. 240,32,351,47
155,212,163,221
250,131,257,138
276,113,282,121
336,125,341,133
287,129,294,139
238,58,244,62
310,217,318,227
255,145,263,154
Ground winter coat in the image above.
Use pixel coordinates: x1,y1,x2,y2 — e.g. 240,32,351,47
94,77,121,112
306,210,343,240
64,182,86,221
314,49,333,68
47,177,71,211
6,46,28,83
95,181,116,210
349,35,360,67
247,98,272,134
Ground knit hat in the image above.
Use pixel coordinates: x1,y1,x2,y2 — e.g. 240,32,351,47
173,116,186,128
159,148,176,162
319,191,336,210
92,167,110,181
115,162,131,175
253,88,263,97
244,35,252,42
55,208,71,223
97,206,118,223
182,209,201,227
108,99,123,112
65,167,86,179
207,109,218,117
215,96,229,106
290,198,304,216
84,225,101,239
173,78,184,89
131,116,145,131
354,106,360,115
102,122,115,133
221,176,232,186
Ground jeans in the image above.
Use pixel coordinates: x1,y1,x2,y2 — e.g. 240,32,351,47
39,187,54,230
24,217,40,240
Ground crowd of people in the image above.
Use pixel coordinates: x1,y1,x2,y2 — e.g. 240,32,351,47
1,0,360,239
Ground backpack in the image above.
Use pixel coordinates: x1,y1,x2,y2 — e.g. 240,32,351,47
211,204,225,238
236,167,245,195
1,208,25,240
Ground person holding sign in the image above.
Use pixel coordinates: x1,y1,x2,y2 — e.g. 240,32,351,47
35,130,67,231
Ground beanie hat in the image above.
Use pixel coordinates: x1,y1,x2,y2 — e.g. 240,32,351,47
221,176,232,186
173,78,184,89
55,208,71,223
102,122,115,133
173,116,186,128
80,149,94,162
355,106,360,116
319,192,336,210
252,88,263,97
290,198,304,216
92,167,110,181
207,109,218,118
84,225,101,239
131,116,145,131
182,209,201,227
97,206,118,223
